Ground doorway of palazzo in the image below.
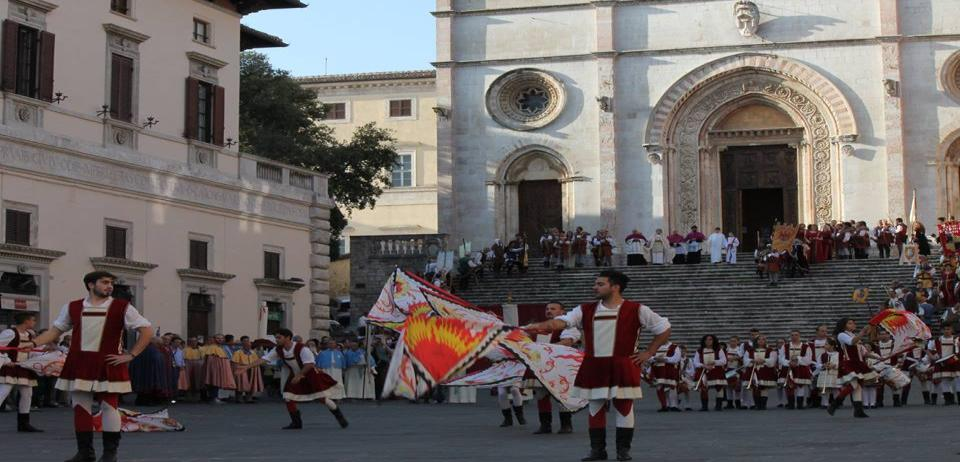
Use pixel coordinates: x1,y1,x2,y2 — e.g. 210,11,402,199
721,144,798,252
187,293,213,340
517,179,562,257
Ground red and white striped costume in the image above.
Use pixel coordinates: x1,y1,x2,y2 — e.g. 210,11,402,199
779,342,814,386
693,348,728,388
837,331,877,384
557,300,670,400
650,342,680,388
261,342,339,402
928,336,959,380
0,328,38,386
744,347,778,388
54,297,150,393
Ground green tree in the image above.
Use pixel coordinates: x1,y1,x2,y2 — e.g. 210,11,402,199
239,52,397,258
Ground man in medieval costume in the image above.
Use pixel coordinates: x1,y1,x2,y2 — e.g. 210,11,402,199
526,270,672,461
32,271,154,462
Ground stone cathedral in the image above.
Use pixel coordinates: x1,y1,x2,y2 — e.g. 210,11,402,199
431,0,960,251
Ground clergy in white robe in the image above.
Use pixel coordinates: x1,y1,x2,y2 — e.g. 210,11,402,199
707,228,726,264
726,233,740,264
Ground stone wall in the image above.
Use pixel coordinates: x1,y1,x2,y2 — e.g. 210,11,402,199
348,234,448,323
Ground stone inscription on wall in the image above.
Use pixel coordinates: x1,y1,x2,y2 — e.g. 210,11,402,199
0,141,310,225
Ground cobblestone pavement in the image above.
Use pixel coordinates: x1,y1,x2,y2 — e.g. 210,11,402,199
3,389,958,461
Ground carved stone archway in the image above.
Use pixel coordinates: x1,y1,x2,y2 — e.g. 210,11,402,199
489,145,573,241
645,53,859,231
937,131,960,218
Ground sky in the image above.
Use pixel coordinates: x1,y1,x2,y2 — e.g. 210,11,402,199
243,1,437,78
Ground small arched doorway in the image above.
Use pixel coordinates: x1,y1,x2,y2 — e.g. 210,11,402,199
938,136,960,218
493,147,571,253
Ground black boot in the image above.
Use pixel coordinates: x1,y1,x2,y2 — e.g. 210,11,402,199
581,428,607,461
499,409,513,427
330,407,349,428
17,413,42,432
900,387,910,406
699,398,709,411
785,396,795,409
513,406,526,425
64,432,96,462
714,398,724,411
892,394,901,407
826,398,838,416
853,401,869,418
759,397,768,410
931,393,939,405
725,400,734,409
282,410,303,430
922,391,930,405
615,427,633,461
558,412,573,434
944,393,956,406
533,412,552,434
98,432,120,462
796,397,805,410
734,400,742,409
955,392,960,406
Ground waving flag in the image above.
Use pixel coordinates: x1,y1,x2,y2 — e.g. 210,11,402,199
499,329,587,411
381,331,430,400
444,360,526,388
403,315,504,386
868,309,932,352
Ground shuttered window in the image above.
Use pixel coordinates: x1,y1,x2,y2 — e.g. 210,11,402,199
111,0,130,15
105,225,127,259
4,209,30,246
264,251,281,279
110,54,134,122
189,239,208,270
389,99,412,118
184,77,224,145
1,20,54,101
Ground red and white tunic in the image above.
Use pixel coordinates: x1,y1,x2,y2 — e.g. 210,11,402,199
816,352,840,390
53,297,151,393
650,342,681,388
558,300,670,400
928,336,959,380
0,328,38,386
837,331,878,384
523,327,581,388
693,348,728,388
876,340,898,366
903,345,930,379
262,342,338,402
744,347,778,388
779,342,814,386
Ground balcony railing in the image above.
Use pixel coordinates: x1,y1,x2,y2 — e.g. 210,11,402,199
239,153,328,198
256,162,283,183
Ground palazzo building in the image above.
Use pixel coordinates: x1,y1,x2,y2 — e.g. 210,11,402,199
0,0,335,340
430,0,960,252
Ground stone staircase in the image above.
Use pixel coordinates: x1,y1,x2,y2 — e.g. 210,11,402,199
455,255,917,347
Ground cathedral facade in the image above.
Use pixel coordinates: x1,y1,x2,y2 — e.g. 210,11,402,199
433,0,960,250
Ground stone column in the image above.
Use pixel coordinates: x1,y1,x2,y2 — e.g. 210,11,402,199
879,0,907,219
594,1,618,260
434,2,458,242
309,196,333,340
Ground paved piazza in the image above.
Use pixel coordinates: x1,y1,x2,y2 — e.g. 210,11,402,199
4,390,957,461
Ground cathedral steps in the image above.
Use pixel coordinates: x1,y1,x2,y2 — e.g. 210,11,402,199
455,257,916,346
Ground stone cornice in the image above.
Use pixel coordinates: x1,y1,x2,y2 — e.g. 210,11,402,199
297,70,436,85
177,268,236,283
12,0,57,13
90,257,158,276
253,278,306,292
102,23,150,43
186,51,229,69
0,243,65,264
435,33,960,68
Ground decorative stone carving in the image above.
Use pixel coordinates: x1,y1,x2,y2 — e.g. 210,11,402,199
941,51,960,103
841,145,855,157
16,106,31,122
486,68,566,131
883,79,899,97
647,151,662,165
596,96,613,113
671,76,836,228
734,1,760,37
